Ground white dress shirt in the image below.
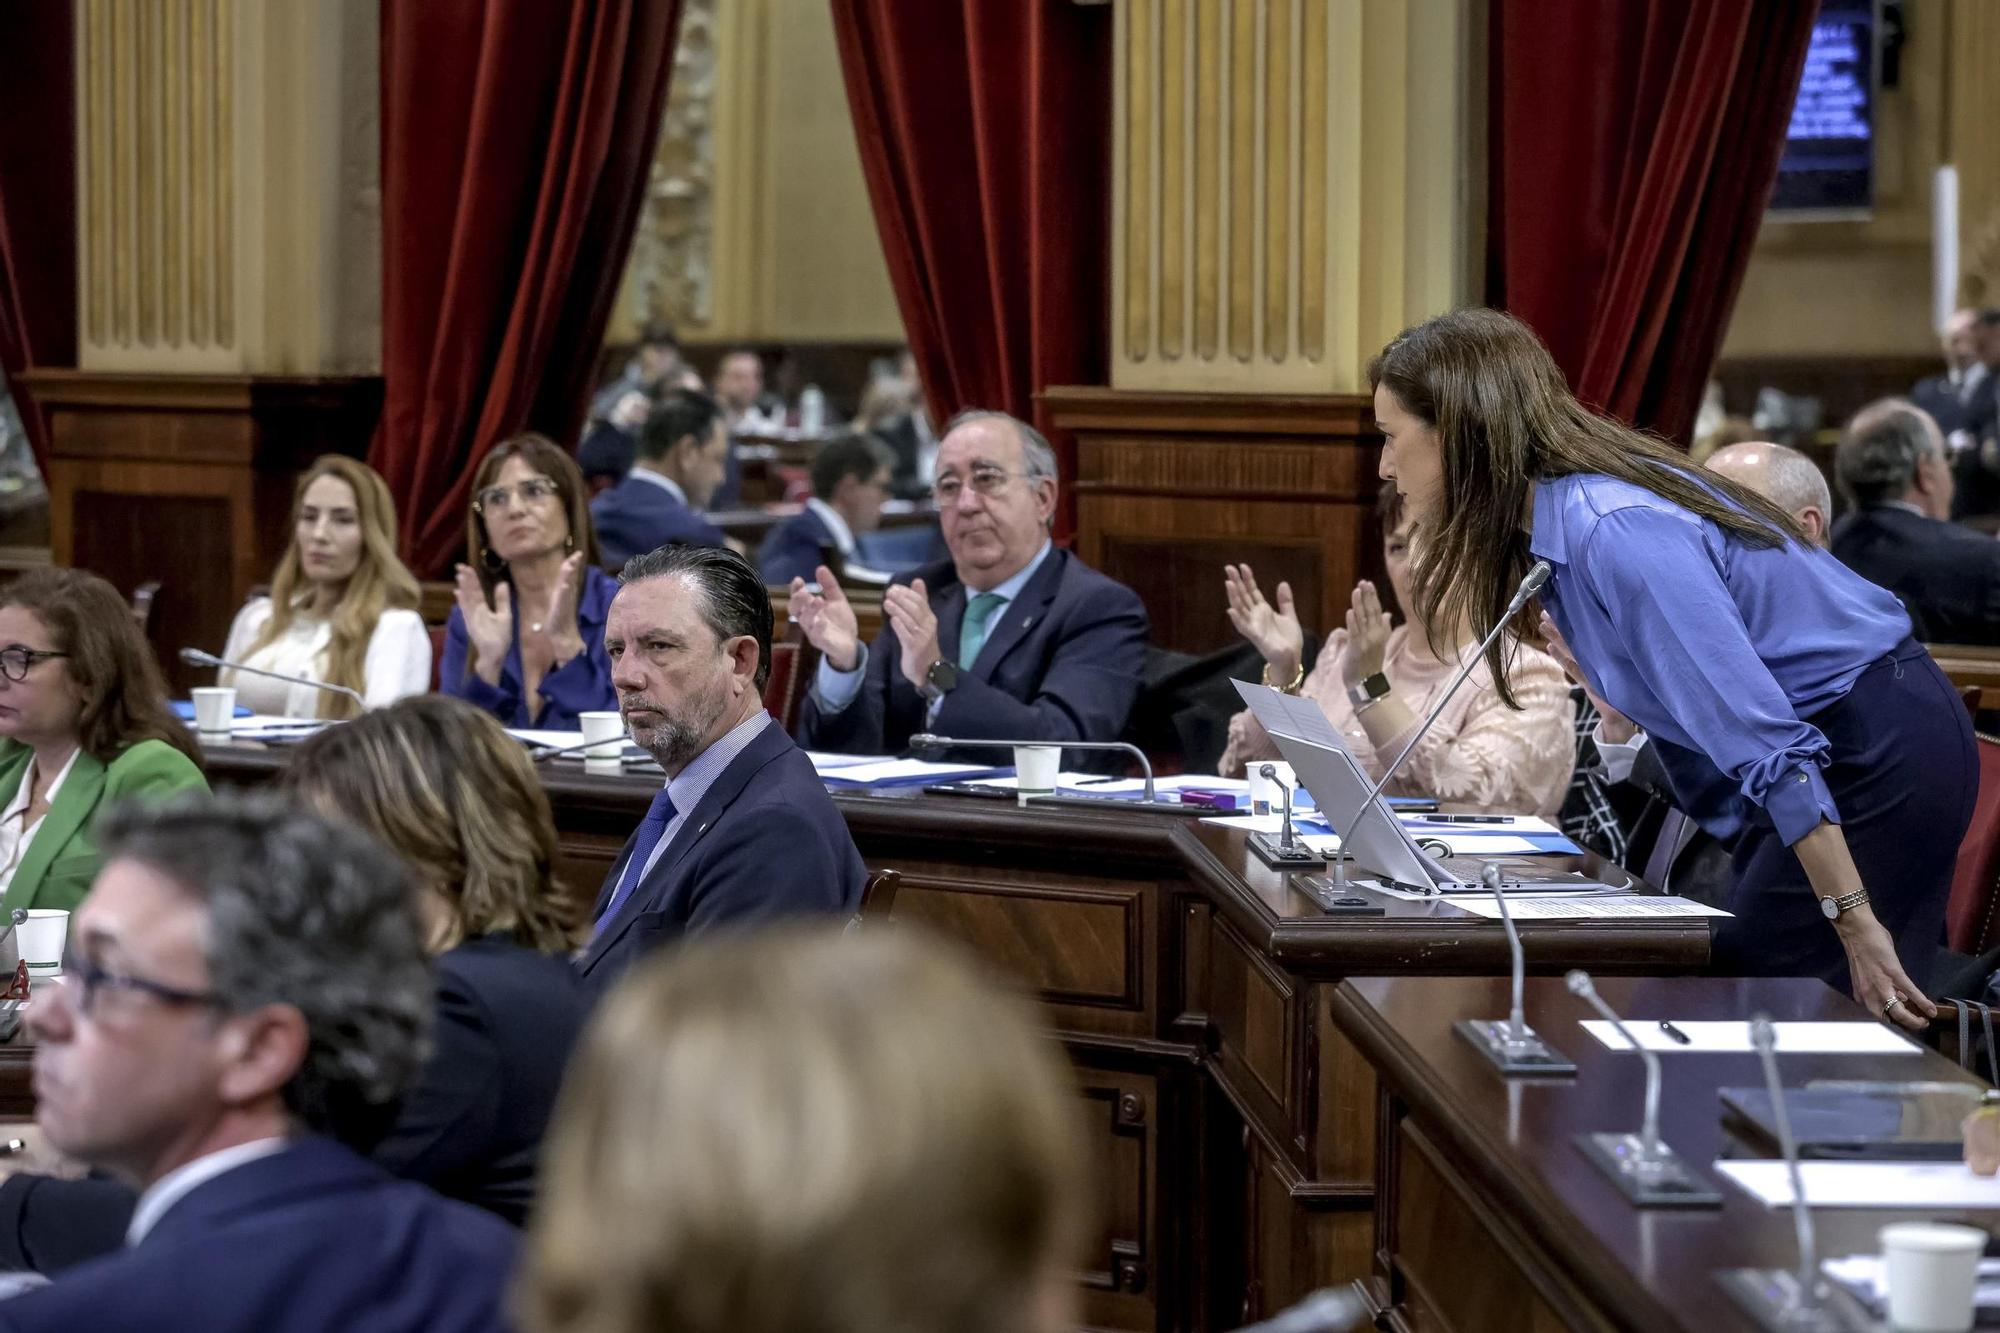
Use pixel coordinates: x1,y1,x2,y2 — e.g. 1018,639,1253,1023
126,1137,291,1246
220,598,432,717
0,748,79,896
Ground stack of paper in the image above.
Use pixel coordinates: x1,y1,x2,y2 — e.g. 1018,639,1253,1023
1717,1160,2000,1208
1581,1020,1919,1055
812,757,1004,786
1450,895,1731,921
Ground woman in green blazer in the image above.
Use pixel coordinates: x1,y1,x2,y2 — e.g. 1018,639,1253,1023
0,570,207,914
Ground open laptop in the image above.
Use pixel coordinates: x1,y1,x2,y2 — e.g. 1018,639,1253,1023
1230,680,1624,894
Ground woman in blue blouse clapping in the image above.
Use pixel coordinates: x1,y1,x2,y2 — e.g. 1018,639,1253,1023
1369,308,1973,1034
444,434,620,730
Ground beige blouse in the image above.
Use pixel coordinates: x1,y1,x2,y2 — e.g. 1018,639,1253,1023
1220,625,1578,815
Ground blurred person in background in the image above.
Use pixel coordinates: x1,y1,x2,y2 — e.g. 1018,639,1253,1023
519,926,1087,1333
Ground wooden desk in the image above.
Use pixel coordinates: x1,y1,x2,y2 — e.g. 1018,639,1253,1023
1333,975,1990,1333
205,745,1709,1331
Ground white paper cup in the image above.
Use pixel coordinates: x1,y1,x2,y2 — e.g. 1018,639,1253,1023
1013,745,1060,807
1249,760,1297,816
1881,1221,1985,1332
16,910,67,977
190,687,236,736
579,711,626,760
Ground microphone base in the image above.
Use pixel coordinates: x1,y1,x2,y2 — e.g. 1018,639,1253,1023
1574,1132,1721,1207
1247,832,1327,870
1714,1269,1873,1331
1453,1019,1578,1077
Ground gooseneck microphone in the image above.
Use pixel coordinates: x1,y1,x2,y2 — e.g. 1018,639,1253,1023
1329,560,1552,893
1756,1013,1824,1310
1564,969,1720,1207
179,648,365,707
1453,863,1576,1075
908,734,1157,802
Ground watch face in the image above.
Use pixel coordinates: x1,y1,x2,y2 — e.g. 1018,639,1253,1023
1820,897,1839,920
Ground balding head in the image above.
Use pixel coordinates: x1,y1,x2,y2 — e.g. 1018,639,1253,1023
1838,398,1954,520
1705,441,1833,548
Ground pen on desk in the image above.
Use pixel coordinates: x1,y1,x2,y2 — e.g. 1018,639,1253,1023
1658,1019,1691,1045
1422,815,1512,825
1075,776,1121,786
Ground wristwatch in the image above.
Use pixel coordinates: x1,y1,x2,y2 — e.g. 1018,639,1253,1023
919,658,960,705
1818,888,1870,921
1346,672,1391,711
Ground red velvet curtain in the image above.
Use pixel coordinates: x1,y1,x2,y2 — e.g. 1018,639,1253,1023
372,0,683,575
1488,0,1817,444
830,0,1111,539
0,1,76,471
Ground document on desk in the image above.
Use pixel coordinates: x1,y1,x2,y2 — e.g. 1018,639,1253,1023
814,757,1006,786
1717,1160,2000,1209
1450,894,1730,920
1581,1020,1921,1055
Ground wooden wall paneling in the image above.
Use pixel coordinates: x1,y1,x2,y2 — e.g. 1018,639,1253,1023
1074,1065,1161,1331
1048,387,1382,657
20,370,384,690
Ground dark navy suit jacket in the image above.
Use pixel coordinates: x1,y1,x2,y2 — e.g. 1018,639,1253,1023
576,722,865,999
757,506,839,586
0,1137,515,1333
0,933,589,1273
1832,503,2000,645
588,471,728,570
795,548,1149,770
442,565,619,730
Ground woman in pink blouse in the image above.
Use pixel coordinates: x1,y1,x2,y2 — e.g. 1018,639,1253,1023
1218,483,1576,813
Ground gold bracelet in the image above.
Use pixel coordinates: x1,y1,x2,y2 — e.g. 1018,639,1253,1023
1261,659,1306,695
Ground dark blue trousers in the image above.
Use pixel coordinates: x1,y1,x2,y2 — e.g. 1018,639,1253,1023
1712,639,1977,995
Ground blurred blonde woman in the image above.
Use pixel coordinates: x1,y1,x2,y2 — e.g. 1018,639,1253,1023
521,927,1087,1333
221,455,429,718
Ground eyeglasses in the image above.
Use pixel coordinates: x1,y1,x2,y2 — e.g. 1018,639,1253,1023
931,466,1027,506
0,648,66,683
58,947,221,1019
473,477,561,513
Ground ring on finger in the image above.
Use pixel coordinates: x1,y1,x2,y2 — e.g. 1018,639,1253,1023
1883,994,1905,1015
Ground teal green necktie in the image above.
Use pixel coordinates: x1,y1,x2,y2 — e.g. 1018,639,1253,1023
958,592,1007,668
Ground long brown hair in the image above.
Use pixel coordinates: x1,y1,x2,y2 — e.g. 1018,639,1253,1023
1368,308,1807,706
283,695,586,955
238,456,420,720
0,568,201,767
519,926,1088,1333
464,434,601,602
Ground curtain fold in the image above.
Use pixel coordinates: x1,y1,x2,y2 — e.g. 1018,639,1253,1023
0,1,77,471
830,0,1111,539
1488,0,1817,444
371,0,682,576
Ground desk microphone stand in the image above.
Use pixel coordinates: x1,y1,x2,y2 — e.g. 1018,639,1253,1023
1247,765,1327,870
1454,864,1576,1076
1566,970,1720,1208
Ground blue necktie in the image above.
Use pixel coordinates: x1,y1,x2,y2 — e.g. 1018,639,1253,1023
959,592,1006,668
594,786,677,936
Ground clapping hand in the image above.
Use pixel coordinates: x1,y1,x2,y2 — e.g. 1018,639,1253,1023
884,580,942,688
789,566,861,672
1223,564,1305,684
1334,580,1394,688
1539,612,1637,744
539,552,587,662
453,564,512,682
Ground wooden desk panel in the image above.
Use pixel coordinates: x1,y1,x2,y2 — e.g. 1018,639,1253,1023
1335,975,1991,1333
204,743,1710,1332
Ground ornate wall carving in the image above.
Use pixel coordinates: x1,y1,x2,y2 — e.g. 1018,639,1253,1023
628,0,717,332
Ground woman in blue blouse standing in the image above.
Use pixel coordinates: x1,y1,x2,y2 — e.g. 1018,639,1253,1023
1371,309,1973,1033
445,433,620,730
